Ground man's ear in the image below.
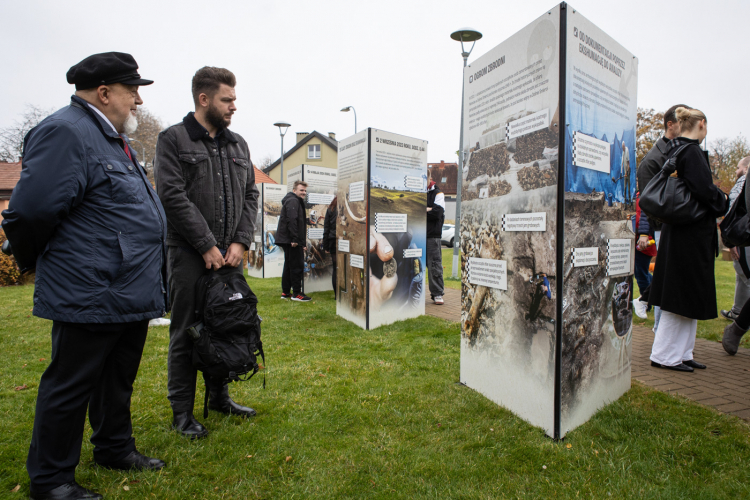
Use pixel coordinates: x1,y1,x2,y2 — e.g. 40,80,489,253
198,92,210,109
96,85,110,105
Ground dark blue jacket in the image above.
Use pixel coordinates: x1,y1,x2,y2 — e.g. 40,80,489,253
1,96,168,323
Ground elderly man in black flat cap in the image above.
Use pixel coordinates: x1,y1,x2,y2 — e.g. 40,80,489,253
2,52,167,500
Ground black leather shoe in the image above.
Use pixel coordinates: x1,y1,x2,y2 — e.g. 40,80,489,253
97,450,165,471
30,481,102,499
207,384,256,417
173,412,209,439
683,359,706,369
651,361,694,372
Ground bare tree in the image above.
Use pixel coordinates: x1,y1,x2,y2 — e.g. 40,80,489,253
0,105,54,162
128,107,165,184
257,154,274,170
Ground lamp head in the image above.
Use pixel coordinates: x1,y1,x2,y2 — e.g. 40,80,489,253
450,28,482,42
340,107,351,112
274,122,291,135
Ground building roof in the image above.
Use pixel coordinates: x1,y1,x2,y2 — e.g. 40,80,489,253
264,131,339,173
0,162,21,197
254,165,275,184
427,161,458,195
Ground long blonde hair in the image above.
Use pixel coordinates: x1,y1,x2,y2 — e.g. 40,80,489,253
675,106,706,133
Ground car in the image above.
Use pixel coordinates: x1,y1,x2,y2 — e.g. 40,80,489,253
441,224,455,247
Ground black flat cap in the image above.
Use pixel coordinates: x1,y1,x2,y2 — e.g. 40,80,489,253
66,52,154,90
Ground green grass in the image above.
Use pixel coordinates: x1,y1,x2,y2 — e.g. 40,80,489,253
1,278,749,499
634,257,750,349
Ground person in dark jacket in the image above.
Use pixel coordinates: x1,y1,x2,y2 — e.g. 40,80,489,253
276,180,311,301
648,107,729,372
1,52,166,500
426,175,446,304
322,196,338,297
635,103,689,329
720,157,750,322
632,192,656,319
154,67,259,439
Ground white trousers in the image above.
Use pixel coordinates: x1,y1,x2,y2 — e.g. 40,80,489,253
650,310,696,366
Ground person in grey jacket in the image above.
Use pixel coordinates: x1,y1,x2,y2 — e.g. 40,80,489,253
2,52,166,500
154,67,259,439
721,157,750,321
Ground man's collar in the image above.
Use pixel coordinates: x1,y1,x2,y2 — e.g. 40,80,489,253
183,112,238,143
70,95,121,140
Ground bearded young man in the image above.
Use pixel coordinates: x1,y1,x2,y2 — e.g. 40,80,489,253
2,52,167,500
154,67,259,439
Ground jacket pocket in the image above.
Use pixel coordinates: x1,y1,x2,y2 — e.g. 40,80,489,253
102,160,145,204
179,152,209,182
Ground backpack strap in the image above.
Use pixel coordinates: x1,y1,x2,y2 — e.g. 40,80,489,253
661,143,692,175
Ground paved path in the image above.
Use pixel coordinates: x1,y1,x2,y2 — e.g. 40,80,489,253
425,288,750,422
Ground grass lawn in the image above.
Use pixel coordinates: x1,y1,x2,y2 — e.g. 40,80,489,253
1,277,749,499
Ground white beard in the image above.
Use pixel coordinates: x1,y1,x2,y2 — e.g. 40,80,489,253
123,113,138,135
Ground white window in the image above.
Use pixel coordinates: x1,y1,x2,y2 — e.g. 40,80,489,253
308,144,321,159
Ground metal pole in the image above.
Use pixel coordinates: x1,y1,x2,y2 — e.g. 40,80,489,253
280,134,285,186
353,107,357,134
452,48,470,279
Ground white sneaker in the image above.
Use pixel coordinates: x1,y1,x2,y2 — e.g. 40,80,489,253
433,296,444,305
633,297,647,319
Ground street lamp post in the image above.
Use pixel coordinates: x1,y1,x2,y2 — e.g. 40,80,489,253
273,122,291,185
450,28,482,279
340,106,357,134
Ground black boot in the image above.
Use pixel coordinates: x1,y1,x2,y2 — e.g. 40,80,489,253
172,411,208,439
207,383,256,418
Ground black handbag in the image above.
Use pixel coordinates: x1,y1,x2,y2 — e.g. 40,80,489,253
639,143,708,225
720,181,750,247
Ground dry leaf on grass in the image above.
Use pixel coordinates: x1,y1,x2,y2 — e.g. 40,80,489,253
14,385,28,391
11,484,20,492
285,456,292,462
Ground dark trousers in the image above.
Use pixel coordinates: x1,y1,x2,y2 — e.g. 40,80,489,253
280,244,304,295
166,246,237,413
427,237,444,298
330,250,337,297
634,250,652,296
27,320,148,492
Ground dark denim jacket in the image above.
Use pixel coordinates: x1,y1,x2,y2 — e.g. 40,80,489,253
1,96,168,323
154,113,258,254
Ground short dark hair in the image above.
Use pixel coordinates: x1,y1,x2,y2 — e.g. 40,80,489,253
664,104,690,130
191,67,236,106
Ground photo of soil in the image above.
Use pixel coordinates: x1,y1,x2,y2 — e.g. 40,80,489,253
517,163,557,191
466,143,509,181
512,128,558,164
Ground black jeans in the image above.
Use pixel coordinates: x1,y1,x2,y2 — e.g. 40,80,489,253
166,246,239,413
27,320,148,493
280,243,304,295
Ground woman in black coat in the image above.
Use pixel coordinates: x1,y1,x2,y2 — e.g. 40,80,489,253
649,107,729,371
322,196,338,297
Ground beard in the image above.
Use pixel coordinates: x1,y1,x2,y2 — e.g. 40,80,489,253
123,112,138,135
206,102,231,131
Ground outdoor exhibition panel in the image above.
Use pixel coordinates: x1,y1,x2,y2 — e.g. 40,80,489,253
459,2,637,439
247,183,287,278
286,165,338,293
336,129,428,330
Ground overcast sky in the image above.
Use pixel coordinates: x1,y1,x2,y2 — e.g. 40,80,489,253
1,0,747,165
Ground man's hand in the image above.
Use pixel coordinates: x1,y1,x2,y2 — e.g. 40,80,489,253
202,246,225,270
291,242,298,248
427,207,432,212
636,235,649,252
731,247,740,261
224,242,245,267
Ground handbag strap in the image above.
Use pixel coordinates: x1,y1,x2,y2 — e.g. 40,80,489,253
661,143,692,176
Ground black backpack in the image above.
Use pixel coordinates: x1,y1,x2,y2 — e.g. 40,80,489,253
187,267,265,417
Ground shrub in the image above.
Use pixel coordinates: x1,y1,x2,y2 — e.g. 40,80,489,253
0,228,21,286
